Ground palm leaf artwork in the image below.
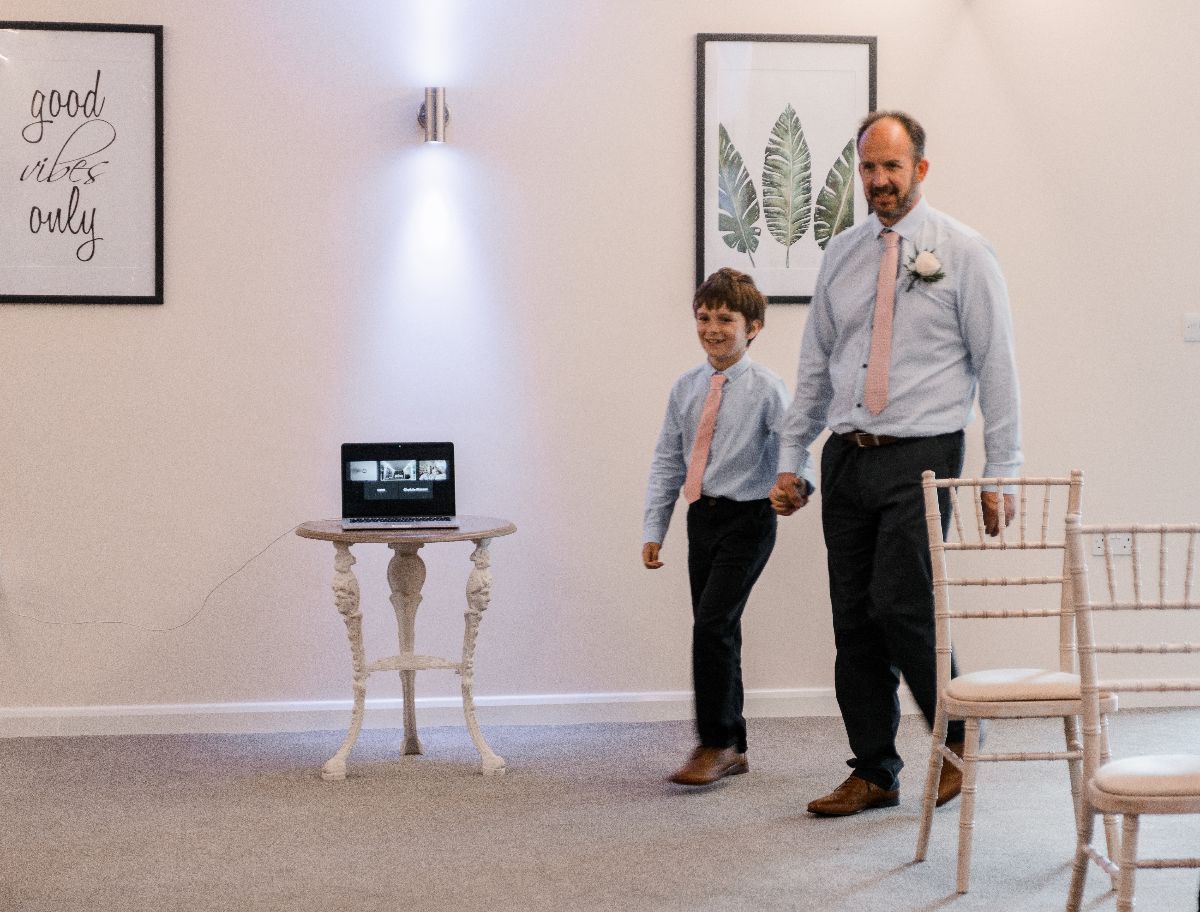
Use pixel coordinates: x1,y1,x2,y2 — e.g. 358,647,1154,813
761,104,812,267
814,138,856,250
717,123,761,267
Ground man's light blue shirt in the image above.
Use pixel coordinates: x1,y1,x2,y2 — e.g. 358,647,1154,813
643,353,808,544
779,197,1022,481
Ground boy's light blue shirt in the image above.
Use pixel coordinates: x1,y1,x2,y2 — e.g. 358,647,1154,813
778,197,1022,482
643,353,811,544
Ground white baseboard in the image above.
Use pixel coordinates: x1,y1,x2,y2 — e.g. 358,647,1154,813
0,687,862,737
0,687,1189,738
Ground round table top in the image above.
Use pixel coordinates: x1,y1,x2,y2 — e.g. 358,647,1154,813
296,516,516,544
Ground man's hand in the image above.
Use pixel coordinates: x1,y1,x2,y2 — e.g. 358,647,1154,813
770,472,810,516
980,491,1016,537
642,542,663,569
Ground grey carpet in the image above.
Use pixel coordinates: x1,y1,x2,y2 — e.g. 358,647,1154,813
2,710,1197,911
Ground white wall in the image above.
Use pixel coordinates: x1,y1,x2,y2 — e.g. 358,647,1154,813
2,0,1197,733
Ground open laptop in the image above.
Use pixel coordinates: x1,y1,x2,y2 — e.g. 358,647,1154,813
340,442,460,529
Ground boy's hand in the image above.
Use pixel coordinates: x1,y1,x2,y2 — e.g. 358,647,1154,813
770,472,810,516
642,542,663,569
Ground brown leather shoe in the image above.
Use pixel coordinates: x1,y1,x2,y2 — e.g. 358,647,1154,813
937,741,965,807
667,746,748,786
807,774,899,816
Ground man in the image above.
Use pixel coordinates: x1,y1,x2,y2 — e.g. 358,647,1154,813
771,111,1020,816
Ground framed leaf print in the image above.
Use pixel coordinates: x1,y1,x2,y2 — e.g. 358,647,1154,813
696,34,876,303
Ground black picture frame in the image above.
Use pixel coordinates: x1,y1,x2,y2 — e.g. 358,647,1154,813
696,34,876,304
0,21,164,305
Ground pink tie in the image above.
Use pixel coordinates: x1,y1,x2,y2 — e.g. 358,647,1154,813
863,229,900,416
683,373,727,504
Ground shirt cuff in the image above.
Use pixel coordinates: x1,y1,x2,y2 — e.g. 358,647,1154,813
642,522,668,545
778,445,812,479
799,462,816,495
981,460,1022,493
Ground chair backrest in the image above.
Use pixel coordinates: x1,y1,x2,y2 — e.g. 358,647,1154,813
1066,516,1200,779
922,471,1084,694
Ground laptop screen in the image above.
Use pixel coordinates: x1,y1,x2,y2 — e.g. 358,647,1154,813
341,442,456,519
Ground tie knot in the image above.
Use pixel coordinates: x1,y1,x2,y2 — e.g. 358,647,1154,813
710,373,727,389
881,229,899,249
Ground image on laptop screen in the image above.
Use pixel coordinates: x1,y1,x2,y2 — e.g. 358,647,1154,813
340,442,457,528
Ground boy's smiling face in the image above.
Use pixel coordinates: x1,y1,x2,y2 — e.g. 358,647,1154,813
695,303,760,371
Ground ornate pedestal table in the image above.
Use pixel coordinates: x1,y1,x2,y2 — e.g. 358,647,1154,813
296,516,516,780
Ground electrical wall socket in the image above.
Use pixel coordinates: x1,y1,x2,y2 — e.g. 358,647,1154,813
1091,533,1132,556
1186,313,1200,342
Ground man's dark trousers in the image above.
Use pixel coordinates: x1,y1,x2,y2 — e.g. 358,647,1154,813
821,431,966,790
686,496,776,753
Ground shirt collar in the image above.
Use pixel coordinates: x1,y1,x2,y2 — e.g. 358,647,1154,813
869,195,929,247
712,352,752,382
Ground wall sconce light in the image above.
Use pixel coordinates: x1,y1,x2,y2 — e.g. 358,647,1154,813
418,87,449,143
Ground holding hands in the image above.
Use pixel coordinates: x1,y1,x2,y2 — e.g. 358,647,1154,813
770,473,810,516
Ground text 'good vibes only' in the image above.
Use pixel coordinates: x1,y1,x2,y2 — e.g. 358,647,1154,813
19,71,112,262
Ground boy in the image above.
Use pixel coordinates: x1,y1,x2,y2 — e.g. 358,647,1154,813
642,267,814,786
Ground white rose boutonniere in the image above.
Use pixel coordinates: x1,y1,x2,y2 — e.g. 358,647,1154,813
904,249,945,291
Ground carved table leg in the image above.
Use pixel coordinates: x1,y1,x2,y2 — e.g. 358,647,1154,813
323,542,365,781
388,542,426,756
461,537,505,775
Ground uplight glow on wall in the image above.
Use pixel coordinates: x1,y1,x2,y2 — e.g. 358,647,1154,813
399,0,459,86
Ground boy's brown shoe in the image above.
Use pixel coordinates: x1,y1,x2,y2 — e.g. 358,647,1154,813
807,774,899,816
667,746,749,786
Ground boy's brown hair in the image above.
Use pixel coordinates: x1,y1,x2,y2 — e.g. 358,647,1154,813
692,267,767,330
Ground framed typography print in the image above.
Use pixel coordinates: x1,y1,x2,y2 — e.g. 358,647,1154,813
0,21,163,304
696,34,875,303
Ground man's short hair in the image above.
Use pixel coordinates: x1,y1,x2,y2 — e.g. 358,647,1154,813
857,110,926,162
693,267,767,327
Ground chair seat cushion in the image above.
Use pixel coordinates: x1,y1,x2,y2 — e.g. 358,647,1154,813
945,668,1080,702
1094,755,1200,797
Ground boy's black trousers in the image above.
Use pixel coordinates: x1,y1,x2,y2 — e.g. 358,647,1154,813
686,496,776,752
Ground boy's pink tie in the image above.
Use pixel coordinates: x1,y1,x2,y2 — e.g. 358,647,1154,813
863,229,900,416
683,373,727,504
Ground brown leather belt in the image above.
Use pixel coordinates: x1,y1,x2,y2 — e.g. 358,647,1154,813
837,430,902,448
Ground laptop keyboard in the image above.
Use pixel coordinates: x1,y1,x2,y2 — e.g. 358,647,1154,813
344,516,453,524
